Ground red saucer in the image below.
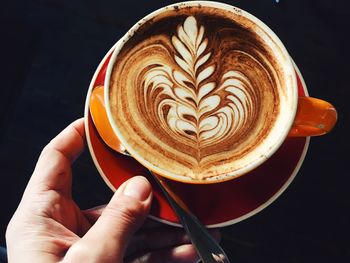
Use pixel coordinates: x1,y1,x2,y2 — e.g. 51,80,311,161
84,45,309,227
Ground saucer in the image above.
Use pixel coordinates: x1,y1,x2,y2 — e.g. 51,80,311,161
84,44,310,227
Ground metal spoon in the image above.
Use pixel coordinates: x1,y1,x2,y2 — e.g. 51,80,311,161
89,85,231,263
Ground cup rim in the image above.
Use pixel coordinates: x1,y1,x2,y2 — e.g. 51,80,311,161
104,1,298,184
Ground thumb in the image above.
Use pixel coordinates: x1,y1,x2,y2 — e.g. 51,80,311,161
64,176,152,263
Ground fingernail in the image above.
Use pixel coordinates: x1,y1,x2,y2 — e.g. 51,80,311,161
123,176,152,201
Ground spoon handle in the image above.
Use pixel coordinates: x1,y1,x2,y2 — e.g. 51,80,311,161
150,172,230,263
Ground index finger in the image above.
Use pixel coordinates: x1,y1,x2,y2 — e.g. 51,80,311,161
44,118,86,163
26,118,86,195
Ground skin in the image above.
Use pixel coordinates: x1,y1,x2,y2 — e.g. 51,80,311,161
6,118,218,262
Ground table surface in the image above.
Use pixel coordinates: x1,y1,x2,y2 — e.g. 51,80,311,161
1,0,349,262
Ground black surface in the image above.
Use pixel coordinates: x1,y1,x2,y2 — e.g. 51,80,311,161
1,0,349,262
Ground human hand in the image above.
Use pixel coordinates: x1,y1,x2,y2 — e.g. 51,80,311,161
6,118,201,262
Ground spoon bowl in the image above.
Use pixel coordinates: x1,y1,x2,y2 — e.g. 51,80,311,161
89,85,128,154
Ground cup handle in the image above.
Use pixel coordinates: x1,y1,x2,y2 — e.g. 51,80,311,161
288,97,337,137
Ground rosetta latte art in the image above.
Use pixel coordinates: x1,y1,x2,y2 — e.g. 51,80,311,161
143,16,257,147
109,7,284,180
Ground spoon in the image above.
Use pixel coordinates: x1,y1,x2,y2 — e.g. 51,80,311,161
89,85,231,263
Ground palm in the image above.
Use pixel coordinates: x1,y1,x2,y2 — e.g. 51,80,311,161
19,163,92,261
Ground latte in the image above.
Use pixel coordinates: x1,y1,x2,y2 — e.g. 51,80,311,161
106,3,296,182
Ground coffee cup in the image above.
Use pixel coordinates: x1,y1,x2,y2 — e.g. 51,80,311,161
103,1,337,184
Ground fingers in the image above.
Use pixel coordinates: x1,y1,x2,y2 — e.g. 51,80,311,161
43,118,85,163
125,229,220,263
82,209,163,228
82,205,106,225
83,206,221,259
125,226,191,257
25,118,85,196
126,226,221,259
63,176,153,262
125,244,199,263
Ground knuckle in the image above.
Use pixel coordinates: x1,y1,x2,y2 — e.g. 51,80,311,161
63,242,91,262
40,143,54,158
105,196,144,225
31,190,61,215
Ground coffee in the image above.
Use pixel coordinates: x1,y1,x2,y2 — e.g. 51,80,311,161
107,3,295,182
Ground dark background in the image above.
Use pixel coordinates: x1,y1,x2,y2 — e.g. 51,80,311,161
1,0,349,262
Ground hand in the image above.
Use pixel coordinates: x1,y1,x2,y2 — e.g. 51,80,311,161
6,118,201,262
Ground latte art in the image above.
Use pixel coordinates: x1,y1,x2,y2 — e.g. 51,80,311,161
143,16,257,147
108,5,293,181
